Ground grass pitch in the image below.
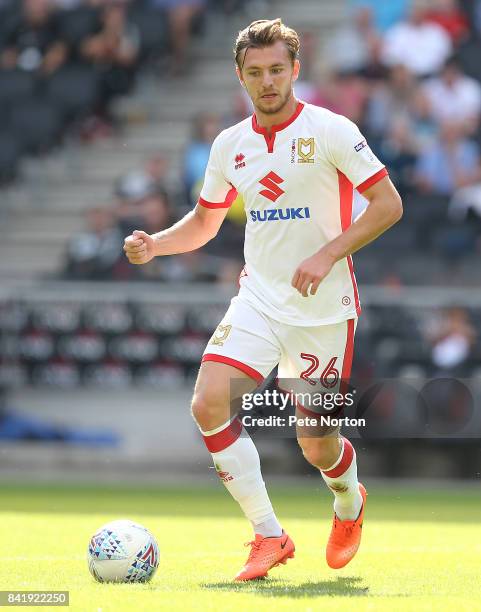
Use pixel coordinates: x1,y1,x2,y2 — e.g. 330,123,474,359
1,481,480,611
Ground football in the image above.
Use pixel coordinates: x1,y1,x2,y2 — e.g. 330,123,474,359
87,519,159,583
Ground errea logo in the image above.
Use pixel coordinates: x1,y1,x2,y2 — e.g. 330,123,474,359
234,153,246,170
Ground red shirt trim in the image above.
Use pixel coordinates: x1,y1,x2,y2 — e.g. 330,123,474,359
251,100,305,153
356,167,388,193
198,185,238,209
337,170,361,316
340,318,356,394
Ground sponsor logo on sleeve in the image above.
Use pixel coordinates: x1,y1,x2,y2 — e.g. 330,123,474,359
355,140,375,162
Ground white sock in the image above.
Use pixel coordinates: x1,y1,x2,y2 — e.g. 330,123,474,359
320,437,363,521
202,419,282,538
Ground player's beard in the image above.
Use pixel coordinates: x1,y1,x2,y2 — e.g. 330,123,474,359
254,87,292,115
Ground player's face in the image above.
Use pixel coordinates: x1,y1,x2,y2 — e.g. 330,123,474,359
237,41,299,115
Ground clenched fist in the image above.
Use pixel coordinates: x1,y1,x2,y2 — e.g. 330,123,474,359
123,230,156,265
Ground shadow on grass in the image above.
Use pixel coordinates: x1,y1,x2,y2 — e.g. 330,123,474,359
201,576,369,598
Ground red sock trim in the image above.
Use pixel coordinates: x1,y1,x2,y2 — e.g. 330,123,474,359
322,437,355,478
202,417,243,453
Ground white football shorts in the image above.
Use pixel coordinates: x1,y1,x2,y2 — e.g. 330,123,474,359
202,295,357,414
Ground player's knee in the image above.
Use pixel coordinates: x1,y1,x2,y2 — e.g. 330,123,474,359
298,437,335,469
190,390,229,432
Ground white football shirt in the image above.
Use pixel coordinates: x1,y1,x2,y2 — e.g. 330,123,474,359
199,101,388,326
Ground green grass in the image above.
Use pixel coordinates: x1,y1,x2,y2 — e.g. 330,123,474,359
0,482,480,611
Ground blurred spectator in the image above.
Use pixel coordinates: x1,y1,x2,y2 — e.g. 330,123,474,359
116,181,159,237
129,189,210,282
148,0,206,76
64,205,122,280
449,181,481,225
381,1,453,77
424,307,476,372
223,90,252,127
378,115,419,195
457,38,481,85
415,121,481,195
313,71,368,124
472,0,481,34
52,0,84,8
203,191,245,283
80,0,140,100
422,57,481,132
348,0,410,33
325,5,381,75
364,65,426,137
425,0,469,44
138,190,172,235
297,29,318,81
183,111,221,205
1,0,68,75
460,0,481,35
115,153,170,203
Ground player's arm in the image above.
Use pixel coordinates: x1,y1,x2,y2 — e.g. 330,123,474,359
292,113,404,297
292,175,402,297
124,131,234,265
123,204,229,265
325,174,403,258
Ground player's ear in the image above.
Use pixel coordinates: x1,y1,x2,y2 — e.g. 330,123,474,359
236,65,246,88
292,59,300,83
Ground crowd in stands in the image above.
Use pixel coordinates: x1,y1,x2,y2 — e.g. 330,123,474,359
2,0,481,285
0,0,241,183
2,0,481,394
64,0,481,284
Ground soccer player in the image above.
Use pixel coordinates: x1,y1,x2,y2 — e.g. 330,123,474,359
124,18,403,581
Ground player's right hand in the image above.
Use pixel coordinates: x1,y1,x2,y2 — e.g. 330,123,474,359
123,230,156,265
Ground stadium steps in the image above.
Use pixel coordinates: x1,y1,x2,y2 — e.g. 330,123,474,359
271,0,346,30
0,244,65,276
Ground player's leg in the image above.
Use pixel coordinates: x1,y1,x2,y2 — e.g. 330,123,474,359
192,360,283,537
295,414,366,568
296,423,363,523
279,318,366,568
191,297,295,580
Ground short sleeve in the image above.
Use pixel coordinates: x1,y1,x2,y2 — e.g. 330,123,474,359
199,134,237,209
326,114,388,193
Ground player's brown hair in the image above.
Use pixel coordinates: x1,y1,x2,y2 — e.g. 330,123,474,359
234,19,300,70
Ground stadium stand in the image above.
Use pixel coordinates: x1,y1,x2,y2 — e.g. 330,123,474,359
1,0,481,485
0,0,480,393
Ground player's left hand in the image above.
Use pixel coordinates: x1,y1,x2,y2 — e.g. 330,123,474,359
291,249,337,297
